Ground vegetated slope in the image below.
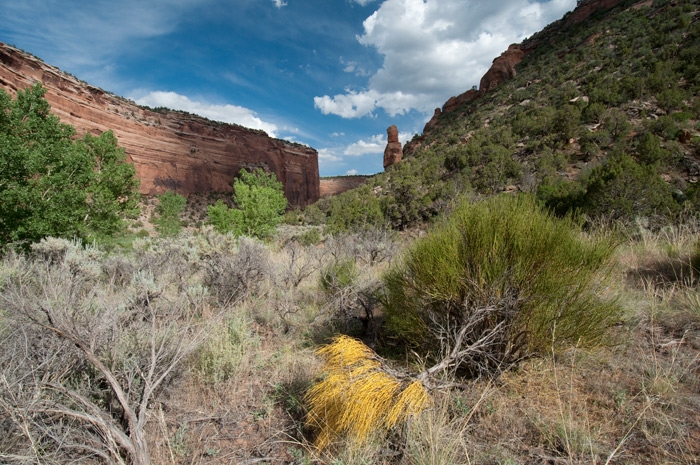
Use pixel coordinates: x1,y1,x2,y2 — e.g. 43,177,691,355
319,0,700,230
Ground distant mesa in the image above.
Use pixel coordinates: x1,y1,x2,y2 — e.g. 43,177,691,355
383,124,403,170
0,42,320,208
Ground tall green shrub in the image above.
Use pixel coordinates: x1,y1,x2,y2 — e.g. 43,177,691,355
207,168,287,239
153,191,186,236
383,195,620,376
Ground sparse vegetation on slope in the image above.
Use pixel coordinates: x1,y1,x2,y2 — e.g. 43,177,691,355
314,0,700,232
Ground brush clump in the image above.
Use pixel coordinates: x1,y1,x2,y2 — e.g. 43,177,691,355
304,335,430,449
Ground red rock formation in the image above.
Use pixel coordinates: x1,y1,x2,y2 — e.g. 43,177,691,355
319,176,369,197
442,88,479,114
564,0,626,26
479,44,525,93
0,42,319,208
383,125,403,170
423,108,442,133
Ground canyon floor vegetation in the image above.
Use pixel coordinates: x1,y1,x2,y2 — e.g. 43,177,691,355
1,200,699,464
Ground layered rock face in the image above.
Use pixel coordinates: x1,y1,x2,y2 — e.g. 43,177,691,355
0,42,320,208
383,125,403,170
319,176,369,197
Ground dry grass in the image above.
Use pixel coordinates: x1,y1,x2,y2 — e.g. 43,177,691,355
305,335,430,449
2,222,699,464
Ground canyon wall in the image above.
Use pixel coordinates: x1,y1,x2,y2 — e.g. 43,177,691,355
319,176,369,197
0,42,320,208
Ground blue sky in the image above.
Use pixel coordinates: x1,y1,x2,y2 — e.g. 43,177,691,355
0,0,575,176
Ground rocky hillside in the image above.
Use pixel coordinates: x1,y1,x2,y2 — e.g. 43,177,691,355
323,0,700,230
0,42,320,208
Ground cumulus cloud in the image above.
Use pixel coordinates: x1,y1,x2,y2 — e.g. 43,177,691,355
343,134,386,156
346,169,359,175
272,0,287,8
134,91,278,136
317,148,343,163
315,0,576,118
352,0,377,5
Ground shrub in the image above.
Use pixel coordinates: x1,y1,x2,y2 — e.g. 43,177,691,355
581,153,678,225
382,195,620,377
202,237,270,305
305,335,429,449
325,186,384,235
153,190,186,236
636,132,671,166
297,228,321,247
193,311,259,384
207,168,287,239
320,259,358,295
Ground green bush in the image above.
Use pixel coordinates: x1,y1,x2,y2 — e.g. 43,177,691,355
153,191,186,237
0,85,139,247
207,168,287,239
581,153,678,225
636,132,671,166
297,228,321,246
325,186,384,235
382,195,620,376
320,259,358,295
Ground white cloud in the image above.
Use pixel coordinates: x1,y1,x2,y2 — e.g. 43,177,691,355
344,134,385,156
315,0,576,118
134,91,278,137
317,148,343,163
272,0,287,8
352,0,377,5
341,58,372,77
346,169,359,175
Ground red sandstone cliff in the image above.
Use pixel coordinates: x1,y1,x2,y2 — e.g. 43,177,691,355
0,43,319,208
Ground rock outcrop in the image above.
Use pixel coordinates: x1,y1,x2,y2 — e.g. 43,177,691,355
563,0,626,26
479,45,525,93
383,125,403,170
0,42,320,208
